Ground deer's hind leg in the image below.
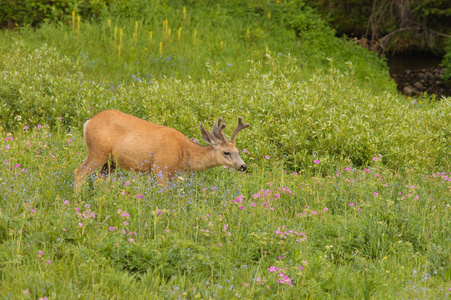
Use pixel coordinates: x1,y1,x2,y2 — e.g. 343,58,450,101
74,152,109,193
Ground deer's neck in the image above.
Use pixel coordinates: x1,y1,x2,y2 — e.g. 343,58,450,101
186,144,219,172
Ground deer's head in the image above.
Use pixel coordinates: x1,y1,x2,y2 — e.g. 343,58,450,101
200,117,250,172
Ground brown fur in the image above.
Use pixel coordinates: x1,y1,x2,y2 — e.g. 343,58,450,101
74,109,249,192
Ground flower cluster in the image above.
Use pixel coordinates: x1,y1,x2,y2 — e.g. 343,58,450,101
296,205,329,218
274,226,307,242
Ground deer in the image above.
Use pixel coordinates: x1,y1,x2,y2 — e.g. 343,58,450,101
74,109,250,193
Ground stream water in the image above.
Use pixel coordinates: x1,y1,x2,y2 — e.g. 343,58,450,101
387,54,450,97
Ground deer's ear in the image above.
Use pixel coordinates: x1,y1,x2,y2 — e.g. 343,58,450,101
200,123,219,146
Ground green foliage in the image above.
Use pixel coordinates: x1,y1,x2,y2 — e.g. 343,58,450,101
0,0,393,90
411,0,451,28
2,43,451,173
0,2,450,298
0,125,450,298
443,38,451,80
306,0,451,54
0,0,105,27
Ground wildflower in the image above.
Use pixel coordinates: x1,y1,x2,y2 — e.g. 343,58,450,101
5,145,9,150
344,167,351,171
314,159,319,164
372,157,378,161
23,126,29,130
324,207,329,212
38,251,43,257
373,192,378,196
278,274,293,287
78,223,83,227
265,155,270,160
268,266,276,272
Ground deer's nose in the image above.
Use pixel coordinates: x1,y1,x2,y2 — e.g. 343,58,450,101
240,164,247,172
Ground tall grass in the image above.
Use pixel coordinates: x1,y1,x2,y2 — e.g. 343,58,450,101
0,120,450,298
0,0,393,92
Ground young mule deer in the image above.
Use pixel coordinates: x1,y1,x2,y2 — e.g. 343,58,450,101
74,109,249,193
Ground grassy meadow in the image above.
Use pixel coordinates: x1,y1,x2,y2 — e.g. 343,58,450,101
1,1,451,298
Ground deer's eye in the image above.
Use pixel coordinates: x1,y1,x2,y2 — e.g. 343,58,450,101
223,151,231,156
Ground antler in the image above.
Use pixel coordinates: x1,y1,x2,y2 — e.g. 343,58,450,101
211,117,228,144
230,116,250,143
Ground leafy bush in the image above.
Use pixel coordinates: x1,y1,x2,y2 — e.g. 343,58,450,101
1,43,450,173
0,0,104,27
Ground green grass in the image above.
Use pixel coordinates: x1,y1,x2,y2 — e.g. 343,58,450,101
1,123,450,298
0,1,451,298
0,0,394,91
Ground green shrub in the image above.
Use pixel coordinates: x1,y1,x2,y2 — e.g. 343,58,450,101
1,43,450,173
